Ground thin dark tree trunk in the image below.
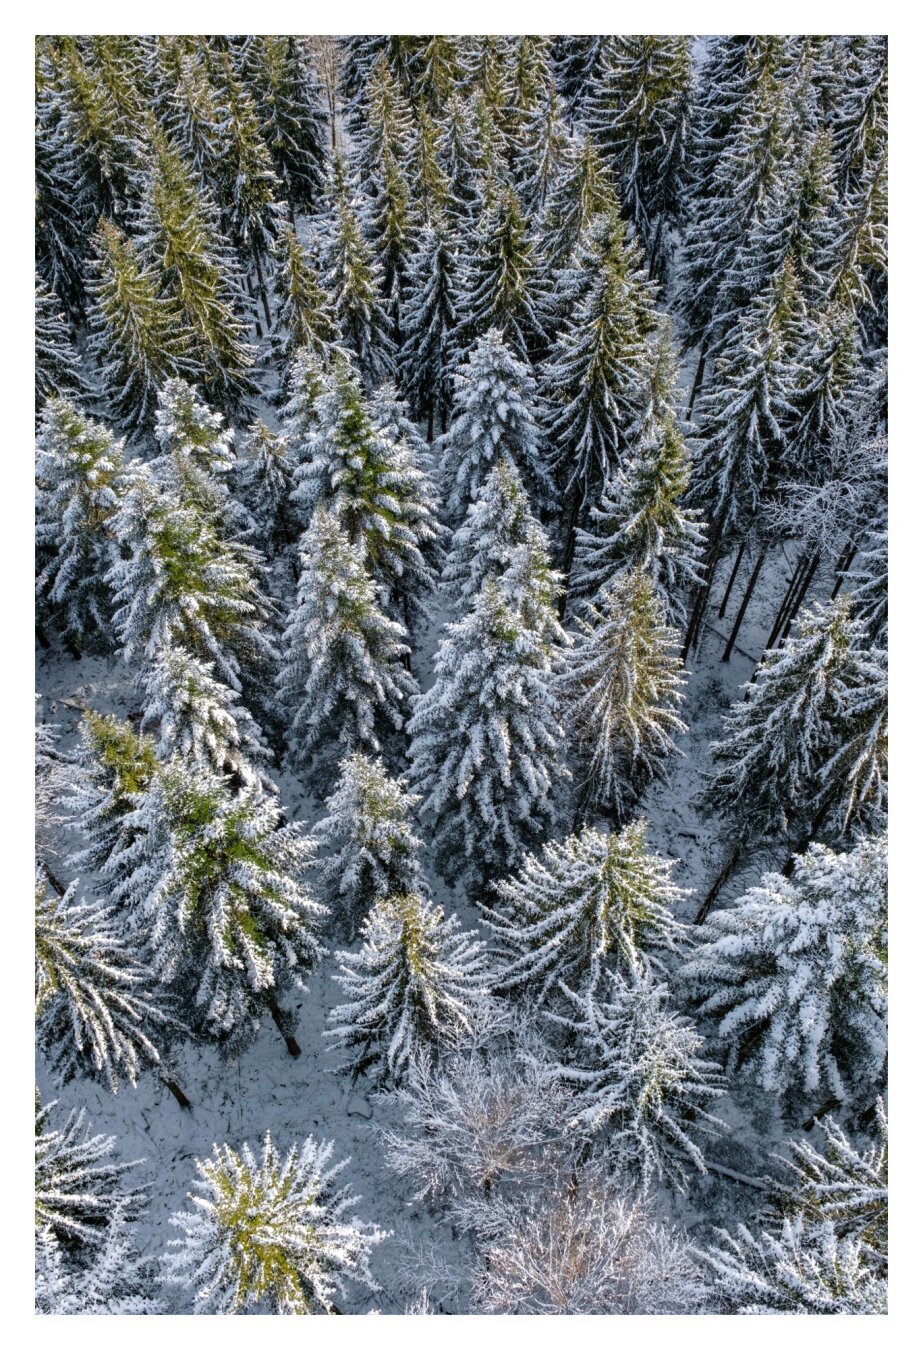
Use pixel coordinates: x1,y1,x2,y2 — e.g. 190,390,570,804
648,215,665,282
247,275,264,340
686,343,708,418
695,843,744,924
426,399,434,443
40,865,67,896
161,1076,192,1109
252,245,273,333
267,993,302,1058
779,551,820,646
721,547,767,662
765,553,809,654
681,542,719,661
801,1097,841,1131
829,542,857,600
718,539,747,620
63,634,82,661
36,623,51,650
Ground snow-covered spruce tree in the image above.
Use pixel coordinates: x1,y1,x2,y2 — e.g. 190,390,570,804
562,568,687,823
442,460,560,638
383,1037,576,1212
138,126,256,410
109,464,276,693
439,329,552,521
328,891,489,1084
242,36,328,215
35,873,169,1092
294,360,441,622
35,712,67,870
365,147,420,345
584,36,693,279
278,508,416,769
322,154,395,384
87,218,194,436
36,1209,164,1315
513,83,571,217
35,1094,147,1246
141,643,274,791
683,835,887,1103
312,752,426,939
139,762,326,1053
701,1214,886,1314
270,222,341,381
471,1162,707,1315
233,419,300,555
398,216,460,439
847,522,888,645
572,414,706,622
540,208,659,576
35,398,124,652
35,276,84,414
281,344,331,468
487,821,686,1000
35,99,87,320
548,963,724,1189
781,1100,888,1268
457,187,547,362
539,136,617,275
703,597,887,847
150,376,246,526
164,1134,387,1314
408,580,566,886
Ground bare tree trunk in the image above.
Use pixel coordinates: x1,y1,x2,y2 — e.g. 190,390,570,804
695,843,743,924
685,343,708,418
721,547,767,662
765,553,809,653
717,539,747,619
829,542,857,600
557,490,583,619
426,399,434,443
267,993,302,1058
247,276,264,340
161,1076,192,1109
36,623,51,650
252,245,273,333
681,543,719,661
779,551,820,645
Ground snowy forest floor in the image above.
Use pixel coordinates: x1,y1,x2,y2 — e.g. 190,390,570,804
34,532,844,1314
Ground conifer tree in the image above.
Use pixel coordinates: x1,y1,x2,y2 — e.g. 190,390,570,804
234,419,301,554
703,1215,886,1314
35,277,83,414
440,329,552,521
109,464,276,692
141,643,274,790
152,41,225,185
585,37,693,278
35,1095,147,1246
398,217,460,438
563,569,687,822
36,1210,163,1315
139,762,326,1052
847,523,888,644
831,35,887,195
270,223,340,380
413,35,462,114
824,153,887,347
458,187,547,361
549,963,724,1188
322,155,395,383
312,752,426,939
35,874,168,1092
243,36,328,213
486,821,686,1000
408,579,567,886
411,107,453,223
539,137,617,274
703,598,887,847
165,1133,386,1313
784,309,862,476
138,128,256,409
281,345,331,466
277,508,417,767
328,891,489,1083
87,219,194,435
514,85,570,215
151,377,242,527
436,93,482,219
366,148,419,345
683,835,887,1101
35,111,87,318
36,399,124,651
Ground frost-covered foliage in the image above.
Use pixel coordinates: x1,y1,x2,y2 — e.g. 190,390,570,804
234,419,300,551
277,507,417,767
35,1095,147,1246
683,836,887,1100
439,329,552,520
547,963,725,1188
702,1215,886,1314
35,398,124,648
109,463,276,692
848,522,888,644
134,763,327,1049
35,874,168,1092
312,752,426,938
328,892,489,1083
781,1100,888,1269
35,713,67,866
487,821,686,999
704,597,887,844
563,568,687,820
382,1034,575,1212
164,1133,388,1313
409,579,566,885
152,377,245,529
35,1212,164,1315
141,643,274,790
471,1163,708,1314
35,275,83,413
